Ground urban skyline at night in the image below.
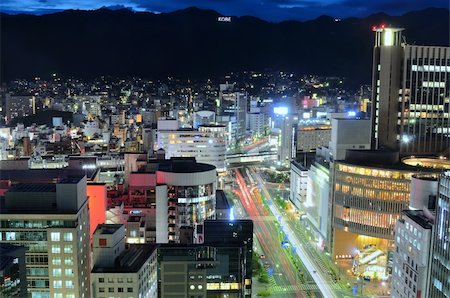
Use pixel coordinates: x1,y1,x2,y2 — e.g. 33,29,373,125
0,1,449,298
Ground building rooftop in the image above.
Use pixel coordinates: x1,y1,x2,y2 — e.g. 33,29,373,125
403,209,435,229
8,183,56,193
92,244,157,273
157,158,216,173
94,224,123,235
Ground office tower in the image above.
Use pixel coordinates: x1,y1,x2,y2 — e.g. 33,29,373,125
203,219,254,297
91,224,157,298
429,171,450,296
0,176,90,298
0,244,27,297
157,123,227,172
158,244,249,298
273,108,298,165
219,84,248,140
371,27,450,154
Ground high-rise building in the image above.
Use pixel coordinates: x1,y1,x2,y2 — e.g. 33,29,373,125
429,171,450,296
371,27,450,154
0,176,91,298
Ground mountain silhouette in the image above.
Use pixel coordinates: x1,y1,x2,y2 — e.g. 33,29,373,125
1,7,448,83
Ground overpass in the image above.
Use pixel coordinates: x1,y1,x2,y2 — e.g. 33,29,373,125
226,151,277,164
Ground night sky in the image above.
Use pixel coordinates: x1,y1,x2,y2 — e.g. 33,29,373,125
1,0,448,21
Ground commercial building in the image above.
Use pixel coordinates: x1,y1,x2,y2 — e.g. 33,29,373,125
91,224,157,298
273,112,298,165
331,150,443,279
5,94,36,124
297,123,331,153
0,244,27,297
219,84,247,140
155,159,217,244
0,176,91,298
371,27,450,154
157,124,227,172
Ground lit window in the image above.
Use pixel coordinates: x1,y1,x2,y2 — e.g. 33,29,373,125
52,245,61,253
53,280,62,288
63,232,73,241
6,232,16,241
65,269,74,277
51,232,61,241
53,269,62,277
65,280,74,289
66,294,75,298
54,294,62,298
64,257,74,265
64,245,73,253
52,258,61,266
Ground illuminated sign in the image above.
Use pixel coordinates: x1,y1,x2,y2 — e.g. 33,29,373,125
218,16,232,22
274,107,288,115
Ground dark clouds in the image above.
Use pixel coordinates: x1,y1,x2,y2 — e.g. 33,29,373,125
1,0,448,20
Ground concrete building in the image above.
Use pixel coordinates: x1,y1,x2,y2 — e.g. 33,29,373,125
329,118,371,161
91,224,157,298
371,27,450,154
193,111,215,129
157,124,227,172
429,171,450,296
0,176,91,298
273,112,298,165
391,209,434,298
297,123,331,153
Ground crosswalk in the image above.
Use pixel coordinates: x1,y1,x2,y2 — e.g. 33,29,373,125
270,283,342,293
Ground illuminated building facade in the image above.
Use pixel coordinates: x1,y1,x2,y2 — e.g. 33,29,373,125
331,150,442,277
297,123,331,153
156,160,217,244
157,124,227,172
371,27,450,154
0,177,91,298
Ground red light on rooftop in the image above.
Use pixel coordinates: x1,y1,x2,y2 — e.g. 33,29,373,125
372,26,377,31
381,24,385,28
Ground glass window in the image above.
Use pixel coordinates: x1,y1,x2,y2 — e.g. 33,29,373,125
65,280,74,289
99,278,104,283
63,232,73,241
66,294,75,298
53,268,62,277
52,258,61,266
53,280,62,289
65,269,74,277
51,232,60,241
6,232,16,241
64,257,74,265
54,294,63,298
64,245,73,254
108,287,114,293
52,245,61,253
99,287,105,292
127,288,133,293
